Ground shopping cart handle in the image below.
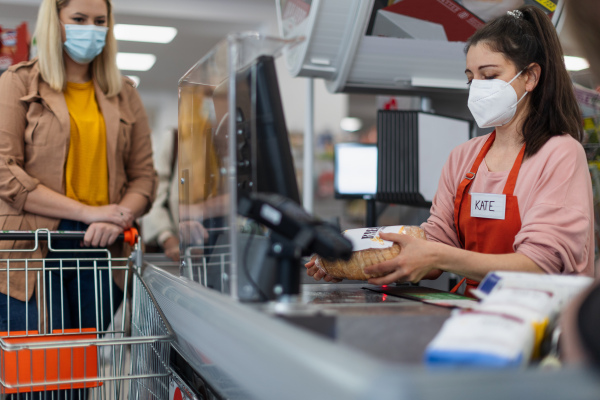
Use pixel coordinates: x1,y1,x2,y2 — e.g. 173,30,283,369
0,227,139,246
122,227,139,246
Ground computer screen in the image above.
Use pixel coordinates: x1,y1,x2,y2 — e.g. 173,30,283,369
235,55,301,204
334,143,378,199
210,55,302,300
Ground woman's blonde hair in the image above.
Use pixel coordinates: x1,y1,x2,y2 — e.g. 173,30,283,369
34,0,122,97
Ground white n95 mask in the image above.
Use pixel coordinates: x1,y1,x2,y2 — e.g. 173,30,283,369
467,70,528,129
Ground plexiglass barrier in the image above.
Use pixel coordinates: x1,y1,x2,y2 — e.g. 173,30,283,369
178,32,303,301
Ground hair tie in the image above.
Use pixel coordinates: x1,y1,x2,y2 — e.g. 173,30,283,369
507,9,523,19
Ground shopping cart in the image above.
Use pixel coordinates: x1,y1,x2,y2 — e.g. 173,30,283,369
0,229,173,400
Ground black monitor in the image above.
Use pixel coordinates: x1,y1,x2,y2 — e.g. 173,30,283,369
334,143,378,199
233,55,301,204
210,55,303,301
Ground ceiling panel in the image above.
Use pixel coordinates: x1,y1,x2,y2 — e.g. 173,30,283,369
0,0,277,91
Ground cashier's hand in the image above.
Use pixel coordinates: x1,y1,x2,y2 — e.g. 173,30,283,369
363,232,443,285
83,222,123,248
305,255,343,283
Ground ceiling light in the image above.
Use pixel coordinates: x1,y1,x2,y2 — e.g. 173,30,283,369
117,53,156,71
114,24,178,44
127,75,140,87
340,117,363,132
564,56,590,71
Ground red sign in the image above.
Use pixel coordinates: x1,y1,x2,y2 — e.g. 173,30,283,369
383,0,484,42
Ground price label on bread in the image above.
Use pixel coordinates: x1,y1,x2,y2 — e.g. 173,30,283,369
314,226,426,281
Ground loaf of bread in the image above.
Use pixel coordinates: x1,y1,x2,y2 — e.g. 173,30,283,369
314,226,425,281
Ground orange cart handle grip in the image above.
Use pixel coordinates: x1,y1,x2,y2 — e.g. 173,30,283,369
122,227,138,246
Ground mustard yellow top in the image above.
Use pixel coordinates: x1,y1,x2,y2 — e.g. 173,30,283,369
64,80,109,206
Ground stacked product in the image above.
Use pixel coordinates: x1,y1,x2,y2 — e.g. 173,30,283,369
425,271,594,368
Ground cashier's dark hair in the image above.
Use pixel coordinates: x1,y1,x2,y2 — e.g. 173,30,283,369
465,5,582,157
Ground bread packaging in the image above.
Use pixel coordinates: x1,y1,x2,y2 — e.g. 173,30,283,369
314,225,425,281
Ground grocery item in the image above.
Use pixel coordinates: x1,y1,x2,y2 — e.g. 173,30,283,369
314,225,425,281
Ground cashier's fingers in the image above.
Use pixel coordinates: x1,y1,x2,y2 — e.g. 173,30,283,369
305,259,321,276
363,255,402,276
306,266,336,282
379,231,415,246
304,255,317,268
367,270,409,286
312,269,326,281
304,256,341,282
364,257,411,285
307,263,325,280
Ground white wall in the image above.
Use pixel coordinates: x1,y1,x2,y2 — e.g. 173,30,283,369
276,57,348,135
136,89,179,153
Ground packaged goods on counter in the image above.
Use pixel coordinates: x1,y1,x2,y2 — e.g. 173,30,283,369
474,271,594,317
314,225,425,281
425,271,594,368
425,311,534,368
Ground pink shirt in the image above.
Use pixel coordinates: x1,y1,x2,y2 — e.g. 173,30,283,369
422,133,594,276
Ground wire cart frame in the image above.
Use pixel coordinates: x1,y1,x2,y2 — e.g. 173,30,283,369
0,229,173,400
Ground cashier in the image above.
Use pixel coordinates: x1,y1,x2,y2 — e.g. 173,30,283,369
309,6,594,294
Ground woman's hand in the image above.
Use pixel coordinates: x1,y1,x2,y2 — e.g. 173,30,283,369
363,232,441,285
82,204,133,229
305,256,342,283
83,222,123,248
163,236,180,262
179,220,209,246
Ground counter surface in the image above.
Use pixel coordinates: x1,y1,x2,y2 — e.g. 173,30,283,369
258,283,451,364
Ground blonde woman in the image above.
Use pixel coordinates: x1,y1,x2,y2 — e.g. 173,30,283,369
0,0,156,336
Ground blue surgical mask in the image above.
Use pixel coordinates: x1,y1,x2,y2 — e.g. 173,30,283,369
63,24,108,64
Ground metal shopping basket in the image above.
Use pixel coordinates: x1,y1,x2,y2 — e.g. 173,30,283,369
0,229,173,400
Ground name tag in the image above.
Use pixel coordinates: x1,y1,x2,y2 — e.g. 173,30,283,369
470,193,506,220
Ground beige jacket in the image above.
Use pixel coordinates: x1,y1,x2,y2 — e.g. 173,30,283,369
0,59,157,302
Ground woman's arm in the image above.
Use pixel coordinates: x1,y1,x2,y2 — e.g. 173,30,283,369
119,192,150,220
24,184,132,227
363,232,543,285
26,185,135,247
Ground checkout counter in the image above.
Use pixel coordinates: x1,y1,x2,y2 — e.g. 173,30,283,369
142,261,600,400
144,34,600,400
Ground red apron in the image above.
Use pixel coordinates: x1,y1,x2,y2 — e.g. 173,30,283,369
450,132,525,297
